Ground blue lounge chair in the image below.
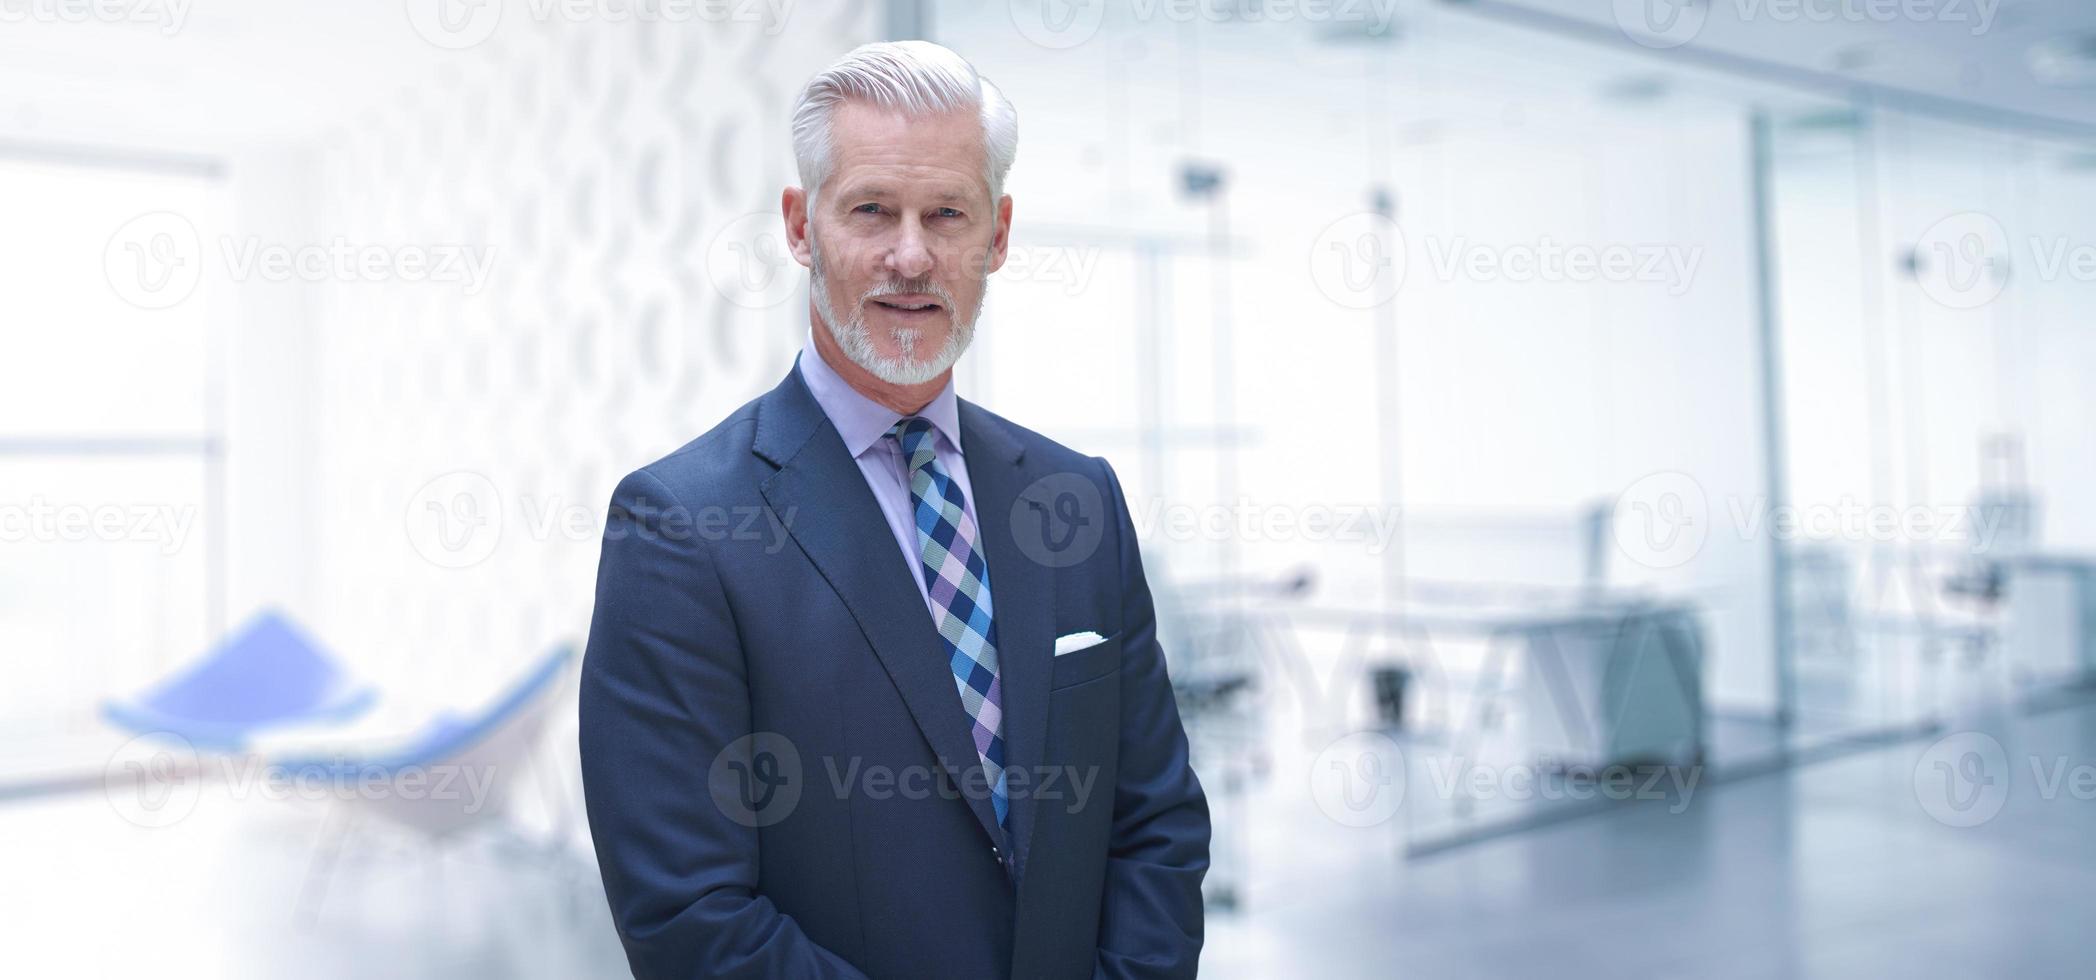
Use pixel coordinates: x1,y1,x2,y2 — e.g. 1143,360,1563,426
270,644,578,920
102,611,377,751
270,643,575,838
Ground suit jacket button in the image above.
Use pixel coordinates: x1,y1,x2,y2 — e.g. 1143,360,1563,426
990,845,1001,861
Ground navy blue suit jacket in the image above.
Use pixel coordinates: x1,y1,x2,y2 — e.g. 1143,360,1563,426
579,361,1210,979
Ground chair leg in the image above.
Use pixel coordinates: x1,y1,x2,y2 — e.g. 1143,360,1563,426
523,744,594,922
1451,631,1514,818
296,800,355,926
528,739,575,855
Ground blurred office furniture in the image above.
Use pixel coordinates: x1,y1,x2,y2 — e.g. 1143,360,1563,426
101,611,377,751
1841,436,2057,720
1938,438,2057,692
1852,597,1999,729
1158,566,1307,912
1789,543,1964,732
1945,435,2040,607
1288,587,1706,814
1580,499,1613,595
271,644,578,919
1844,541,1998,723
1503,601,1705,770
1789,542,1859,664
2003,555,2096,689
1370,665,1411,730
1167,565,1311,727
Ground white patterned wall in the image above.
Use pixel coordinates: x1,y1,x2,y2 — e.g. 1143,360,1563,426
299,7,877,702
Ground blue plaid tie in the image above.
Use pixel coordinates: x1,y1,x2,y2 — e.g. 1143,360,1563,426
888,417,1008,834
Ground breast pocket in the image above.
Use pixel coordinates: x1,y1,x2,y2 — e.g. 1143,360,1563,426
1049,632,1122,691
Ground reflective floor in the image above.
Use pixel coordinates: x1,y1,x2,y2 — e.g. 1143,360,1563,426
4,691,2090,978
1206,690,2096,978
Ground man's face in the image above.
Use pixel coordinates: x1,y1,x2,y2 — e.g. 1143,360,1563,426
790,100,1011,386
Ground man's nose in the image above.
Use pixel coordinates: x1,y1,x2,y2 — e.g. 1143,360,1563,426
887,223,934,280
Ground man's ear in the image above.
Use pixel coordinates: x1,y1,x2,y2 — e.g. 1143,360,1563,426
985,194,1014,274
782,186,814,269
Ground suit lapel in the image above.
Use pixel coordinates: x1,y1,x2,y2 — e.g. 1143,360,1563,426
753,363,1006,847
958,400,1057,881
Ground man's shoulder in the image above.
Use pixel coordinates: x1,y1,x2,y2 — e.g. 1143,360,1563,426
613,386,1129,507
964,399,1131,521
961,398,1111,483
615,392,771,507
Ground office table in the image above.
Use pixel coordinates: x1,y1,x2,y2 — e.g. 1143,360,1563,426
1284,593,1707,773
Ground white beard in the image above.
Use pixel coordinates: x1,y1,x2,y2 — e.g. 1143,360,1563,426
809,236,986,386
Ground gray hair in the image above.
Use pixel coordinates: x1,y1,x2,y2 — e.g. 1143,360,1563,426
790,40,1018,210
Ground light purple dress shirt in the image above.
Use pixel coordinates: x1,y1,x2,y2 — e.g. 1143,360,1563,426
795,331,984,623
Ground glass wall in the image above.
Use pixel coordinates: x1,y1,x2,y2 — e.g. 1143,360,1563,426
0,159,223,742
1771,104,2096,731
936,1,1790,865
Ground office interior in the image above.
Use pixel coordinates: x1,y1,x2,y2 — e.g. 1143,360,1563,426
3,0,2094,976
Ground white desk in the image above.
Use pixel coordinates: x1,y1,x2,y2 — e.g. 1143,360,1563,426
2005,554,2096,687
1287,594,1707,770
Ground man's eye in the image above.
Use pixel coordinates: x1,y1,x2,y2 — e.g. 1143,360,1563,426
934,208,963,219
854,204,883,215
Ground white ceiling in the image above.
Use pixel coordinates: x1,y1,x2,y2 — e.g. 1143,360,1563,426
1481,0,2096,133
0,2,457,160
0,0,2090,166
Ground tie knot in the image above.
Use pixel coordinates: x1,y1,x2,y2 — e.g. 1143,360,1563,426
887,416,937,459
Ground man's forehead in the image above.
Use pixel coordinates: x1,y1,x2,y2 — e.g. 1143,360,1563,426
831,178,979,205
831,98,978,143
828,102,986,187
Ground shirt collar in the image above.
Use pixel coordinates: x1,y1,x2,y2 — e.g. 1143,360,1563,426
797,329,964,460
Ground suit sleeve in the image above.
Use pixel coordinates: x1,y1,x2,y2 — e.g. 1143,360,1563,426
1092,458,1212,979
579,468,868,980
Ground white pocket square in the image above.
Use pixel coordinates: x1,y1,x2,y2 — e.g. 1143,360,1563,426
1053,631,1107,657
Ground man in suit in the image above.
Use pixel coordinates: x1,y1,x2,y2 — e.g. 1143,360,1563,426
579,41,1210,979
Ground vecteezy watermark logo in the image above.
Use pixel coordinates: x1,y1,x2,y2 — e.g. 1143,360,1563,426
105,212,203,310
1128,497,1404,554
406,471,504,569
1012,472,1108,568
1311,730,1406,827
707,735,1104,825
105,733,203,828
0,0,192,35
1421,236,1704,296
710,731,804,828
1912,732,2096,827
0,497,200,555
404,477,798,568
1311,211,1405,310
1009,0,1107,49
105,213,498,309
1914,731,2009,828
1727,496,2009,553
1613,0,1708,48
993,244,1103,296
824,760,1102,813
1905,210,2096,309
1426,759,1702,812
1612,471,1709,569
410,0,794,49
1913,211,2010,309
1610,482,2009,564
405,0,503,49
217,238,498,294
706,211,800,310
107,737,500,827
1311,215,1704,306
1014,0,1401,50
1615,0,2001,49
1769,0,2001,33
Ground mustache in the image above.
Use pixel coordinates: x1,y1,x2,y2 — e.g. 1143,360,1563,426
861,278,956,307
